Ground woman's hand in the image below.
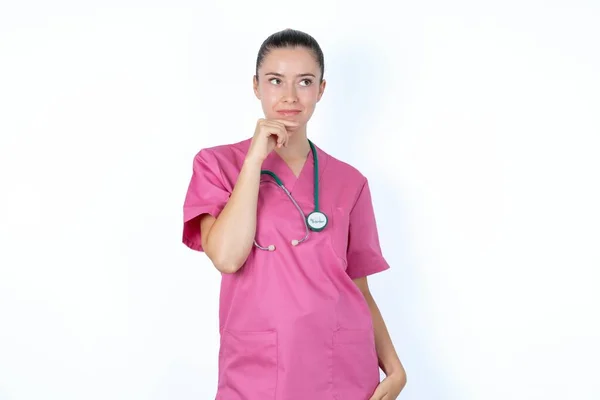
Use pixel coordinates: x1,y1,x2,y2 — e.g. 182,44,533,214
368,372,407,400
246,118,299,163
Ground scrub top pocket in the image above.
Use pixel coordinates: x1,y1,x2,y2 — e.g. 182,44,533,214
331,328,380,400
217,329,278,400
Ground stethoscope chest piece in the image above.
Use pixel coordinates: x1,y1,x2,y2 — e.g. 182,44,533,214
307,211,328,232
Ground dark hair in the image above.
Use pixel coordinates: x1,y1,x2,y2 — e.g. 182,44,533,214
255,28,325,82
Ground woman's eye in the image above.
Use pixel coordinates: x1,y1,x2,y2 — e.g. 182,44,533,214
268,77,312,86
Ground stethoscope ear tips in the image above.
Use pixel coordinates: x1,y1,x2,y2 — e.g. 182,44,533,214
268,244,276,251
291,240,299,246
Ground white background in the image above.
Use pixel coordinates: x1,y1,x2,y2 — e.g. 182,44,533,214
1,1,599,399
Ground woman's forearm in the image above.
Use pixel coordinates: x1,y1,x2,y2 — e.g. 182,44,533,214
204,156,262,272
365,291,407,382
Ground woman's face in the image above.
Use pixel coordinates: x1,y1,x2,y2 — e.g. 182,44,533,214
253,46,326,128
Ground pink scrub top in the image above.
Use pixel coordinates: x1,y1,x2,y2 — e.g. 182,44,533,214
182,138,390,400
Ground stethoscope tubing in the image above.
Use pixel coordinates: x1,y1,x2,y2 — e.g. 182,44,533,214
253,140,322,252
253,180,310,251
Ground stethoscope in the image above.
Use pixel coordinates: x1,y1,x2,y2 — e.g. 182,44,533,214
253,139,328,252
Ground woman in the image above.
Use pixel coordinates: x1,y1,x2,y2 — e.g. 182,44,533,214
183,28,407,400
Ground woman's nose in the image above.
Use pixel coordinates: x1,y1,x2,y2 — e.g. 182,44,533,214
281,84,298,102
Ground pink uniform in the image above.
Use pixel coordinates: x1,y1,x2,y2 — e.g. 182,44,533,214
182,137,390,400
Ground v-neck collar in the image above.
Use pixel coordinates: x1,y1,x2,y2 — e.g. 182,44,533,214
261,145,311,194
244,138,328,198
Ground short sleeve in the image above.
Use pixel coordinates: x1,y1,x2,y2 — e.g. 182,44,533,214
345,179,390,279
182,149,231,252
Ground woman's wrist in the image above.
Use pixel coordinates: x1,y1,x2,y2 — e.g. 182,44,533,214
243,154,264,168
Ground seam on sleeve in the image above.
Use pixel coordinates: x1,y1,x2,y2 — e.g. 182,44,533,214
214,149,229,192
205,148,231,195
349,176,368,215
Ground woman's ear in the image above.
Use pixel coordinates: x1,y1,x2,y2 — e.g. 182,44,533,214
253,75,260,99
317,79,326,102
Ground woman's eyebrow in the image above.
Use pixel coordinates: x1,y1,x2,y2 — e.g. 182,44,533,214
265,72,316,78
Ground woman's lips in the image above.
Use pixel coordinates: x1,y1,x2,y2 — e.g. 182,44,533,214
277,110,301,116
